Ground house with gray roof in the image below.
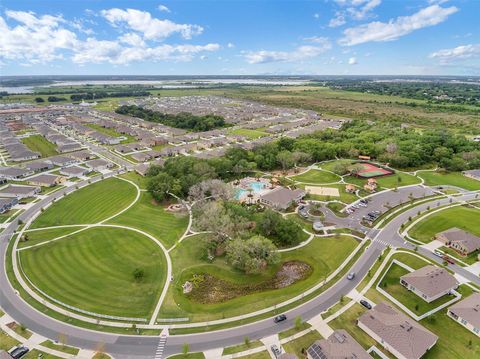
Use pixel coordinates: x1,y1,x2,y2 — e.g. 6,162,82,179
28,174,66,187
60,166,91,178
0,166,34,180
447,293,480,337
0,197,18,214
259,187,306,211
24,161,53,173
85,159,113,171
400,265,458,303
435,228,480,255
463,169,480,181
358,302,438,359
0,185,40,199
307,330,370,359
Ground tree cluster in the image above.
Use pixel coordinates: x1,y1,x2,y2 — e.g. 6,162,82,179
115,105,229,132
70,91,150,101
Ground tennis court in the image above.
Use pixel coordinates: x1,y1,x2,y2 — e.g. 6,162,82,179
355,163,393,178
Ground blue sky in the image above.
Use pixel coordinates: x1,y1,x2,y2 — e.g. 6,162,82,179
0,0,479,76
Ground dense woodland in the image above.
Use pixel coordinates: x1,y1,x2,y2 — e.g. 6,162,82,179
145,120,480,203
70,91,150,101
116,105,229,132
326,80,480,106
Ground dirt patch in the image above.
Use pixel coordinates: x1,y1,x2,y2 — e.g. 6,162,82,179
186,261,312,304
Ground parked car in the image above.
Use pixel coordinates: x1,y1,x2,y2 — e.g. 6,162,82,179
360,299,372,309
347,272,355,280
10,346,29,359
273,314,287,323
433,250,443,258
271,345,282,357
443,255,455,265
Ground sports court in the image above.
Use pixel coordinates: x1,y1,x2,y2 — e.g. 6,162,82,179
355,163,393,178
305,186,340,197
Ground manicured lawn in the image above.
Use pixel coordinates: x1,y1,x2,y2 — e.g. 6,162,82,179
409,205,480,243
86,123,136,143
167,353,205,359
20,227,167,318
120,171,150,190
21,134,58,157
282,330,322,358
442,246,479,265
0,330,20,350
278,322,311,339
30,178,137,228
108,192,188,248
223,340,264,355
318,159,353,173
160,234,359,322
345,171,421,189
19,226,86,248
40,340,79,356
379,263,457,316
24,350,63,359
290,169,341,184
228,128,268,139
236,352,270,359
418,171,480,191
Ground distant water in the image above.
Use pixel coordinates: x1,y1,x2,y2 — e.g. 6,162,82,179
0,86,34,94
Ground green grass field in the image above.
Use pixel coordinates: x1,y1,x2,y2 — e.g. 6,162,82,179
290,169,341,184
20,226,86,248
108,192,188,248
345,171,421,189
418,171,480,191
119,171,150,190
86,123,136,143
282,330,322,357
20,227,167,318
0,330,20,350
30,178,137,228
409,205,480,243
228,128,268,139
21,134,58,157
318,159,353,173
159,234,359,321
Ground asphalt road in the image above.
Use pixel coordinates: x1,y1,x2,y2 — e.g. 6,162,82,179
0,181,479,358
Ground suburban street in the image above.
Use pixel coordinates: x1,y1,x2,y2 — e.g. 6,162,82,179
1,176,479,358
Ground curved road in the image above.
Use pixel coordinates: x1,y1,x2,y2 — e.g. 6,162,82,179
1,179,479,358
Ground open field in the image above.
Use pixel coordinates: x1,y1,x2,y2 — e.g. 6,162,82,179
30,178,137,228
20,227,167,318
290,169,341,184
85,123,136,143
108,192,188,248
228,128,268,139
119,171,150,190
160,234,359,321
21,134,58,157
20,226,86,248
345,171,421,189
409,205,480,243
417,171,480,191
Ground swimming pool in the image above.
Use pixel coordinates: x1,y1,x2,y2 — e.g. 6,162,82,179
235,181,268,200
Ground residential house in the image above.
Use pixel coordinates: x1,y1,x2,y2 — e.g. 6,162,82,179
447,293,480,337
357,302,438,359
85,159,113,171
134,163,150,177
259,187,306,211
68,150,95,161
0,185,40,199
24,161,53,173
130,152,152,162
400,265,458,303
46,155,77,167
463,169,480,181
435,228,480,256
0,197,18,214
28,174,66,187
60,166,91,178
307,330,370,359
0,167,34,180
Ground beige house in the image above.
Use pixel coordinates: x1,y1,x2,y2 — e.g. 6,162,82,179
447,293,480,337
307,330,370,359
400,265,458,303
28,174,66,187
435,228,480,256
358,302,438,359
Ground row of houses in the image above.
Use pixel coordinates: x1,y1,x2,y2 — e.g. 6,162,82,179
0,124,40,162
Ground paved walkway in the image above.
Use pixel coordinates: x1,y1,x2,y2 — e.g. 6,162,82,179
260,334,281,359
421,240,443,251
307,314,333,338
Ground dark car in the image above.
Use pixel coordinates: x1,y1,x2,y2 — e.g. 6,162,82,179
271,345,282,357
274,314,287,323
360,299,372,309
10,346,29,359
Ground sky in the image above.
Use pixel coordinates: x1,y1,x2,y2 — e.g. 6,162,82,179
0,0,479,76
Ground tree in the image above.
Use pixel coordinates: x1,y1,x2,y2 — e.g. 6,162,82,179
35,97,45,103
182,343,189,355
147,172,175,202
331,162,350,175
133,268,145,281
188,179,234,202
226,235,280,273
294,316,302,330
276,150,294,171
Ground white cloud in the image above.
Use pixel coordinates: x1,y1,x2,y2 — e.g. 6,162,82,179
313,13,320,19
347,0,381,20
101,8,203,40
227,42,235,48
303,36,331,47
0,11,78,63
328,12,346,27
71,19,94,35
158,5,171,13
348,56,357,65
119,32,145,46
430,44,480,62
244,43,331,64
339,5,458,46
